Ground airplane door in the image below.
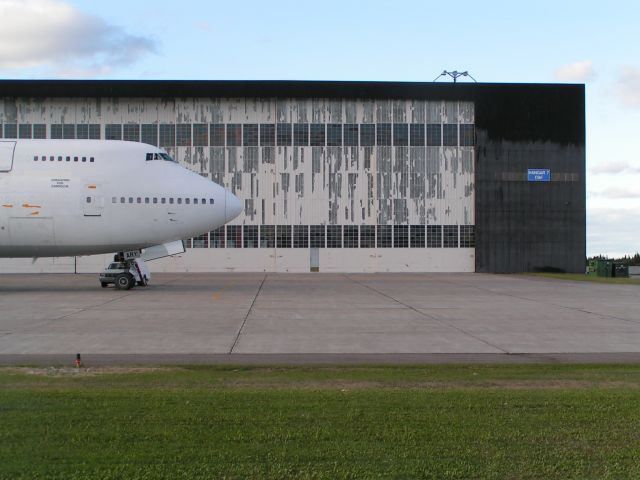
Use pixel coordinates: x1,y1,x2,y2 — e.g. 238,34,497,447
0,141,16,172
83,184,104,216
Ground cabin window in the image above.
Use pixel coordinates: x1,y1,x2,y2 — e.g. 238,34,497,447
201,198,206,205
177,198,182,204
90,157,94,163
86,197,91,203
74,157,78,162
145,198,150,204
169,198,174,204
66,156,70,162
153,198,158,204
112,197,116,203
185,198,190,205
49,156,54,161
82,157,87,162
41,156,46,161
120,197,125,203
129,197,133,203
136,197,141,204
33,156,38,161
193,198,198,204
161,198,166,204
209,198,214,204
58,156,62,161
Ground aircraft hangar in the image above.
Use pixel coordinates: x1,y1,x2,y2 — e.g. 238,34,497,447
0,80,585,273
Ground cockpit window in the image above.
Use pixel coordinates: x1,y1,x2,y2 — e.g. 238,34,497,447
146,152,177,163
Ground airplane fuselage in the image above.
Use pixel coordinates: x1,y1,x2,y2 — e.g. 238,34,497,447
0,140,241,257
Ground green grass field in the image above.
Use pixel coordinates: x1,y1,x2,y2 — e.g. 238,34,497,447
525,272,640,285
1,364,640,479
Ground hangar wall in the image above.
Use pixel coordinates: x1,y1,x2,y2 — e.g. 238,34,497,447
0,81,585,273
0,94,476,273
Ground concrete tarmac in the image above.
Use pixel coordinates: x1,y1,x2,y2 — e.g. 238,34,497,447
0,273,639,365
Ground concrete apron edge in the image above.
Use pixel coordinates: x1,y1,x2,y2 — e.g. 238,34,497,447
2,352,640,366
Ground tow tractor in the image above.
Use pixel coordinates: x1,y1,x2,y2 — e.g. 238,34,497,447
99,251,150,290
98,240,185,290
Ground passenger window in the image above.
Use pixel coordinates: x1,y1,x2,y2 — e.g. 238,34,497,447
58,156,62,161
194,198,198,204
209,199,214,204
112,197,116,203
129,197,133,203
86,197,91,203
169,198,174,204
41,156,46,161
90,157,94,163
74,157,78,162
66,156,70,162
33,156,38,161
145,198,150,204
185,198,190,204
82,157,86,162
120,197,125,203
153,198,158,204
177,198,182,204
161,198,166,204
50,156,54,161
136,197,141,204
201,198,206,205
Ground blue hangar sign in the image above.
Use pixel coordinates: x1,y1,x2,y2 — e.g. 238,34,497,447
527,169,550,182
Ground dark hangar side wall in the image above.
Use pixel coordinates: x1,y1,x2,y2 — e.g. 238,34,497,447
0,80,585,273
473,85,585,273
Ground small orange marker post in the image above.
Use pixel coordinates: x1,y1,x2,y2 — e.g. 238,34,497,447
75,353,83,368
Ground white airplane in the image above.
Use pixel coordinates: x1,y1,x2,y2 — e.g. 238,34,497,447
0,139,242,287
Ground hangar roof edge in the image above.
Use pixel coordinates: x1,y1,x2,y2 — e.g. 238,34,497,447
0,80,584,99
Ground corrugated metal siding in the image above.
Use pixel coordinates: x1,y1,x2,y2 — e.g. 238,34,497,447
1,98,474,231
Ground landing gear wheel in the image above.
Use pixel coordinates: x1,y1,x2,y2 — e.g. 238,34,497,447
100,282,108,288
115,273,134,290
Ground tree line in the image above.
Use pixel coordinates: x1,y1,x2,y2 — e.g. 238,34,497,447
587,253,640,266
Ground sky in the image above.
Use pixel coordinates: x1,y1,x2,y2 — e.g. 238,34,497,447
0,0,638,257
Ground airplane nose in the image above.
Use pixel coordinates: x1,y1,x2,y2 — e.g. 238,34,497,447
225,191,242,222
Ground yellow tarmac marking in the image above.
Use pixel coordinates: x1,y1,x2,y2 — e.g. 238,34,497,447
22,204,42,208
211,284,231,300
2,204,12,208
29,212,40,216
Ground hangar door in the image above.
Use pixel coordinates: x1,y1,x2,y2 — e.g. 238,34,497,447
0,141,16,172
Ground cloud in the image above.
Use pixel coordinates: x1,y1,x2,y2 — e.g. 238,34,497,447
590,187,640,199
590,161,640,175
0,0,156,74
587,205,640,257
616,66,640,108
554,60,595,82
